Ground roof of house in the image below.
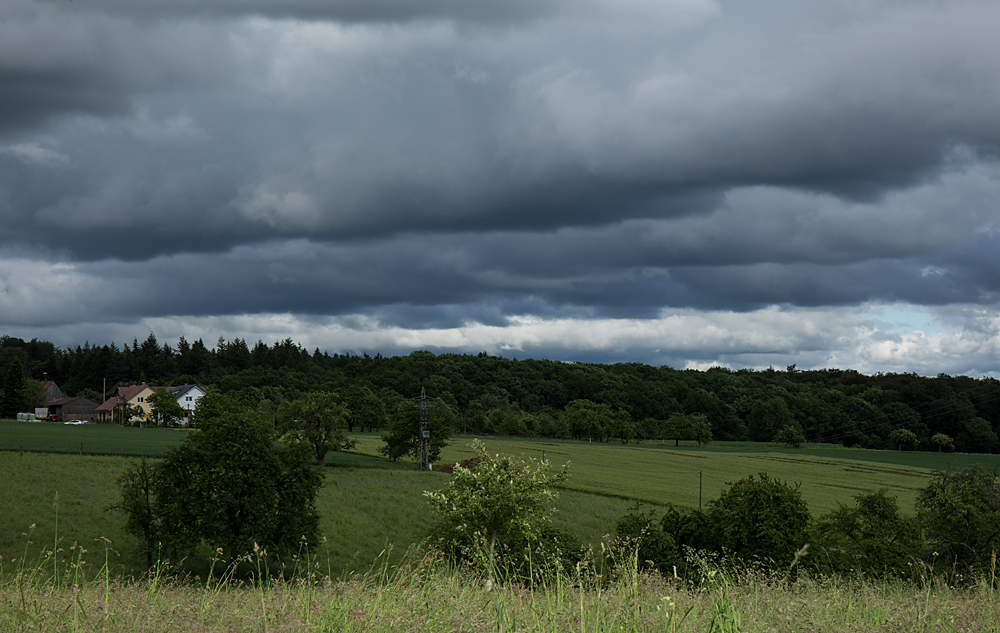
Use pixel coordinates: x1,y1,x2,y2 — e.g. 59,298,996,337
42,381,66,403
94,384,150,411
169,384,205,398
95,397,118,412
47,397,98,408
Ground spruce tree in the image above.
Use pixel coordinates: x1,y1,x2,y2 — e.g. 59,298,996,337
1,359,28,418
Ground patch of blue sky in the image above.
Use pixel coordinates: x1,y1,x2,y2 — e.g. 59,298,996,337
864,303,945,336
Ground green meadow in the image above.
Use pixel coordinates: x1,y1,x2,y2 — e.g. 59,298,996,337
353,433,1000,516
0,419,188,457
4,419,1000,581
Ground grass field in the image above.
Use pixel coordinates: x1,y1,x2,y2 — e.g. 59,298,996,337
5,420,1000,582
350,433,1000,516
0,419,188,457
0,449,638,581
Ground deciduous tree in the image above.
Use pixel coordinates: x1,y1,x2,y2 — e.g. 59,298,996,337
888,428,919,451
147,388,186,426
931,433,955,452
282,392,355,466
379,398,454,463
116,393,324,572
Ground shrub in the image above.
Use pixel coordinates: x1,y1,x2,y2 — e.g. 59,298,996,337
811,489,922,578
703,472,810,570
615,507,680,576
424,439,570,580
774,425,806,448
916,465,1000,576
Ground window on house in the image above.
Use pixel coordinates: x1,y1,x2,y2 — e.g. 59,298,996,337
137,397,144,403
186,396,193,401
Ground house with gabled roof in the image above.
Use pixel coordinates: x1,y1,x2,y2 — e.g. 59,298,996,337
167,384,206,426
95,384,155,424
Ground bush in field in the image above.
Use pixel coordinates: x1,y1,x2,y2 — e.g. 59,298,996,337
425,439,570,579
707,472,810,569
917,465,1000,576
613,473,811,577
811,489,922,578
115,393,324,569
615,507,680,576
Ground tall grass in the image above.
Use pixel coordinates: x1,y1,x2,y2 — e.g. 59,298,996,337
4,530,1000,632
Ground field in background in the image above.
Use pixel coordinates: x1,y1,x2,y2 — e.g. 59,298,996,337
0,419,188,456
351,433,1000,516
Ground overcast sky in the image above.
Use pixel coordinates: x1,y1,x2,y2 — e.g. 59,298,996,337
2,0,1000,376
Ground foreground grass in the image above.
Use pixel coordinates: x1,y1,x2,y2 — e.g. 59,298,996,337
2,554,998,632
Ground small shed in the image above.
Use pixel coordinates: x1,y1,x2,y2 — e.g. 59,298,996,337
46,397,99,422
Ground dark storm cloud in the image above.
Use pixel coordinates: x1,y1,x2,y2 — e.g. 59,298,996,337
6,217,997,332
69,0,559,22
4,0,1000,373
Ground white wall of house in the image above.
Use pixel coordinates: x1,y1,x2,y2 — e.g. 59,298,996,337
175,385,206,425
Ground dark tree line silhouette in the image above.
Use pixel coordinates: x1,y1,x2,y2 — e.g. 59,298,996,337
3,333,1000,453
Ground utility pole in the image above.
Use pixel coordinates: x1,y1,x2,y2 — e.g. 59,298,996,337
410,386,437,471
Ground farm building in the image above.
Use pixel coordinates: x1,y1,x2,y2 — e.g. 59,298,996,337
41,380,66,404
46,396,99,422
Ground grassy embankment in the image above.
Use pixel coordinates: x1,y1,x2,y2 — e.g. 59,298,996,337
4,419,1000,582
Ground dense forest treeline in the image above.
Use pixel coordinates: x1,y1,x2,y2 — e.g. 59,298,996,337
3,333,1000,453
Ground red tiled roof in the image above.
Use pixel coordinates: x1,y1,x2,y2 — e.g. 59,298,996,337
95,396,120,412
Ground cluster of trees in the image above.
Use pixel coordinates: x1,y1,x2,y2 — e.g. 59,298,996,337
114,392,325,571
6,333,1000,453
0,358,43,418
616,466,1000,581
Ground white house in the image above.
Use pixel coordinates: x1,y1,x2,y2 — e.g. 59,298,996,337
169,384,207,426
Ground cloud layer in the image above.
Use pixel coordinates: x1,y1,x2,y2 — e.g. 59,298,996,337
2,0,1000,374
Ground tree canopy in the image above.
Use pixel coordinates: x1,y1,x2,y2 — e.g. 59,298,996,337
114,392,324,570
